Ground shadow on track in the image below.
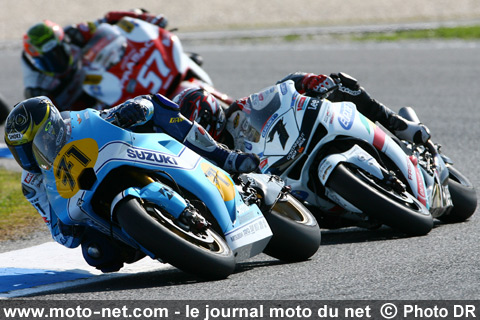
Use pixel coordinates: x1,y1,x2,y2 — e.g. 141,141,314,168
320,219,450,245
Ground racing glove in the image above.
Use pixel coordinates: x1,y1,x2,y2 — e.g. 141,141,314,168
301,74,337,98
103,97,154,128
223,149,261,173
184,121,260,173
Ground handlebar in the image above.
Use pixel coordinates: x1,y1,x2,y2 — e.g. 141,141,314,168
425,140,437,157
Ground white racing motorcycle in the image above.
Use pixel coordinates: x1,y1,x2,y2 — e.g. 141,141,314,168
224,80,477,236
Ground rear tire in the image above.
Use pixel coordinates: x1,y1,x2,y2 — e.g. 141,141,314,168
327,164,433,236
438,165,477,223
263,194,321,262
116,198,235,280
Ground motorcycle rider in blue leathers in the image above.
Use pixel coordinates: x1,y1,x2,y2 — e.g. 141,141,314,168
4,93,259,272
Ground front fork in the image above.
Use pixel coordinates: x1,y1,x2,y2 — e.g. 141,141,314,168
317,144,395,213
110,181,209,232
419,150,453,217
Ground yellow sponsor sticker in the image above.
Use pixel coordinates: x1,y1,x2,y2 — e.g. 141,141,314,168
53,138,99,198
169,117,185,123
117,18,135,33
201,162,235,202
83,74,103,85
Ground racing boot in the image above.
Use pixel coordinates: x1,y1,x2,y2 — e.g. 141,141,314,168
184,121,260,173
388,114,431,144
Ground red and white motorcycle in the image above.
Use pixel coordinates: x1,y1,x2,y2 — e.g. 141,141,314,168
69,16,225,110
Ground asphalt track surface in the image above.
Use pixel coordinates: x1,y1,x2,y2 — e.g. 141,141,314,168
0,39,479,300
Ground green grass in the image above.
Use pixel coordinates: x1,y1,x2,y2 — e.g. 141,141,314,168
0,168,42,241
353,25,480,41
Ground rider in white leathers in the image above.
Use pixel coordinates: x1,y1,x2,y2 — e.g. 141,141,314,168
223,72,430,148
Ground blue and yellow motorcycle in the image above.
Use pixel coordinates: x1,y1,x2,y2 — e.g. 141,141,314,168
32,108,320,279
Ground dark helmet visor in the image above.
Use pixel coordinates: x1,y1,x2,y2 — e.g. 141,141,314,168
7,141,40,173
37,44,71,74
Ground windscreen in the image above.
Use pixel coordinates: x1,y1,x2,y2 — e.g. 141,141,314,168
242,85,282,142
82,24,127,70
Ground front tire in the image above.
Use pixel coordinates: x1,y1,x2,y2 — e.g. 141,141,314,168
326,164,433,236
116,198,235,280
438,165,477,223
263,194,321,262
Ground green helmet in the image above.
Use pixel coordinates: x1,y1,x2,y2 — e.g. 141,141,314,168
23,20,72,74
